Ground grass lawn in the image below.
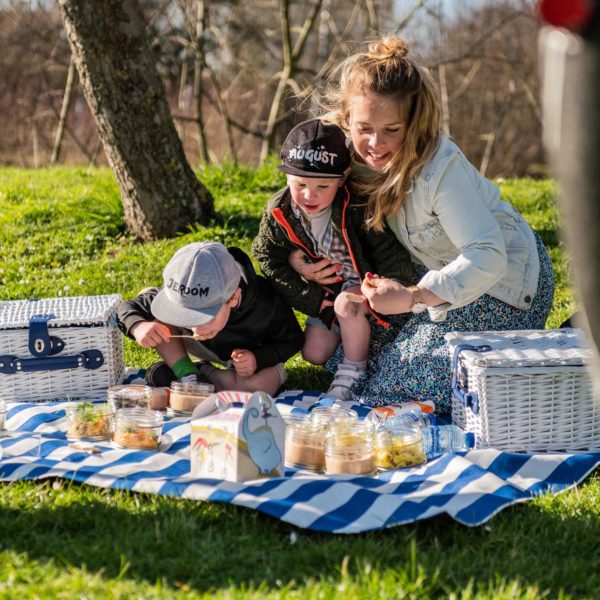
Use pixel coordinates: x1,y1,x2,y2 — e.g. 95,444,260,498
0,165,598,599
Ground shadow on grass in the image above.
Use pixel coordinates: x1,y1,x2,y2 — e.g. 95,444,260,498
1,474,599,596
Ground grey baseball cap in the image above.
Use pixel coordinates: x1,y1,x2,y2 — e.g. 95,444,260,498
150,242,242,327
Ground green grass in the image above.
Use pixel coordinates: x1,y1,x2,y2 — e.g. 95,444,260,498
0,166,593,599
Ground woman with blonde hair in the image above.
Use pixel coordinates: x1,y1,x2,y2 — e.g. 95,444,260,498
289,36,554,412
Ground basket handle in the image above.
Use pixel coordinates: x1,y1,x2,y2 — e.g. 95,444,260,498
450,343,492,416
0,350,104,374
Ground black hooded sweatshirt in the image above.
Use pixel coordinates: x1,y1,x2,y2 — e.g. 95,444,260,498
116,247,304,370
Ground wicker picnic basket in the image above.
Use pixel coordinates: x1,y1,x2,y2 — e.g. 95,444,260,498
0,295,124,402
445,328,600,452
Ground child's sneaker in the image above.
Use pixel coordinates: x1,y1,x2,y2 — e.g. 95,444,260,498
323,361,364,401
145,361,211,387
145,361,177,387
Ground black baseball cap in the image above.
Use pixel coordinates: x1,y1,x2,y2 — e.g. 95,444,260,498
277,119,351,178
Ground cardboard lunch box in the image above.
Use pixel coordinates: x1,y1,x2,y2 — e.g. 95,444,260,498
190,390,285,482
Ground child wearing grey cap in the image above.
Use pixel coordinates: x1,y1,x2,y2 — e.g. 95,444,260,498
116,242,304,395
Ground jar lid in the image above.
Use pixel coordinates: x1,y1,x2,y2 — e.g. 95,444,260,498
375,424,422,445
66,401,114,417
170,381,215,395
377,420,422,437
285,414,324,442
107,384,153,400
115,407,164,428
309,406,358,428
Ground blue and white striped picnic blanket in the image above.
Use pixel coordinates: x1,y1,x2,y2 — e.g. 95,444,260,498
1,388,599,534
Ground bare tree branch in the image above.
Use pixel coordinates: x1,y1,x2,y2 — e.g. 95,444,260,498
50,53,76,165
394,0,428,35
292,0,324,62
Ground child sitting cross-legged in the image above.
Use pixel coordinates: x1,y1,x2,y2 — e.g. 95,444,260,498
252,119,414,403
117,242,304,396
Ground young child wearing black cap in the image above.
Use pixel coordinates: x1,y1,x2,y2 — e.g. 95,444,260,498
252,119,414,402
116,241,304,396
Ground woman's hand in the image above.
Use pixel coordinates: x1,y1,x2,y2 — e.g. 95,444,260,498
288,249,342,285
361,275,414,315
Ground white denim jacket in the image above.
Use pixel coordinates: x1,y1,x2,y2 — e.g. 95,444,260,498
384,134,540,322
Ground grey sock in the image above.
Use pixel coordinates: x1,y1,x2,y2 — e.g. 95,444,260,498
341,357,367,372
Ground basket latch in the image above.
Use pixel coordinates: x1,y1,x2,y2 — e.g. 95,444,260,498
28,314,65,357
451,343,492,415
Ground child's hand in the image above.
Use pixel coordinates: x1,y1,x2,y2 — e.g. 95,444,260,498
319,297,335,311
130,321,172,348
231,349,257,377
288,249,342,285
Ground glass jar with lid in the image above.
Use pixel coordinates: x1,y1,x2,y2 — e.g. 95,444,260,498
66,402,114,441
169,381,215,415
374,422,426,470
113,407,164,450
285,414,326,471
324,421,375,475
107,384,153,412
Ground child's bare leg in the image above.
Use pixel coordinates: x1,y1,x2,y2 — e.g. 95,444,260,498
154,334,188,366
301,324,341,365
205,365,285,396
325,287,370,402
335,287,370,362
152,326,200,382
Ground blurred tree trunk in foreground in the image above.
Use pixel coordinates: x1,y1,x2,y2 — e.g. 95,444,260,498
57,0,214,240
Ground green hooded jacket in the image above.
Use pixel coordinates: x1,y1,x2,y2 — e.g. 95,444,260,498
251,185,415,328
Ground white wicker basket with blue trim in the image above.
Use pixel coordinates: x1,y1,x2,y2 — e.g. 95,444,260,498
0,295,124,402
445,328,599,452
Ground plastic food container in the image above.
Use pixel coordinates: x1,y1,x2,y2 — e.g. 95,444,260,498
66,402,114,441
113,408,164,450
324,422,375,475
107,384,153,411
0,399,7,431
309,406,358,429
285,414,326,471
374,422,426,470
169,382,215,415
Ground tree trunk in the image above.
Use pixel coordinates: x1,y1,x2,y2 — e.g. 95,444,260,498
57,0,214,240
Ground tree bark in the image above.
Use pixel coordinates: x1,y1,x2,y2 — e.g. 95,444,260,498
57,0,214,240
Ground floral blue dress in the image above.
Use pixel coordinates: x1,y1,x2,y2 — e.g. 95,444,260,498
326,234,555,413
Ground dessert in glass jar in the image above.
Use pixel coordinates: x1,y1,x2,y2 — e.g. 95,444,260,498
324,422,375,475
374,421,426,470
169,381,215,415
113,408,164,450
284,414,326,471
107,384,153,412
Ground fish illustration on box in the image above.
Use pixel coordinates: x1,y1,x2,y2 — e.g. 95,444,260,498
190,391,285,482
